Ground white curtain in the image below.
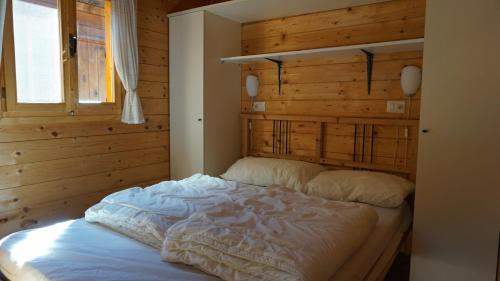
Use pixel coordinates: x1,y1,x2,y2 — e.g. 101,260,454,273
0,0,6,66
111,0,144,124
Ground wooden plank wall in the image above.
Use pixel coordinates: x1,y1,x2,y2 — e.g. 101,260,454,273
241,0,425,178
0,0,178,237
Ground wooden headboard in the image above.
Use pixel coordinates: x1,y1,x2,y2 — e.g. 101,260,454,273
242,113,418,180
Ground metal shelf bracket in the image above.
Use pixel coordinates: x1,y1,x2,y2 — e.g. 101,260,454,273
266,58,283,96
361,49,374,95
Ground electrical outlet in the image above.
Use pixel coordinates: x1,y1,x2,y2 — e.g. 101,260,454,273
253,101,266,112
387,101,406,113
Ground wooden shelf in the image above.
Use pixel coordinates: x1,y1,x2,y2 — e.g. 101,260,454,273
221,38,424,64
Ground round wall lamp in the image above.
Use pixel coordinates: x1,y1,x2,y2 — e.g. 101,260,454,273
246,74,259,112
246,74,259,98
401,65,422,97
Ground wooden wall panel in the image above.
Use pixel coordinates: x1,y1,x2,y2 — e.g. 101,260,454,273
0,163,170,237
137,81,168,99
0,0,189,236
243,17,425,55
241,0,425,40
138,29,168,50
0,115,168,142
0,131,168,166
242,0,425,178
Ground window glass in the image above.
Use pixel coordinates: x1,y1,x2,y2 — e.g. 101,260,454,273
76,0,114,104
12,0,63,103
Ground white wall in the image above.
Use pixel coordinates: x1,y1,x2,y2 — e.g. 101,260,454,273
411,1,500,280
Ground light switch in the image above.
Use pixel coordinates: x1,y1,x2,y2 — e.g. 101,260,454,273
253,101,266,112
386,101,406,113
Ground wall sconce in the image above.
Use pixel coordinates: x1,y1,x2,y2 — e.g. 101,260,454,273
246,74,259,112
246,74,259,98
401,65,422,97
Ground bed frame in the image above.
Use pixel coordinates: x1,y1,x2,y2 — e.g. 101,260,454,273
241,113,417,280
363,228,410,281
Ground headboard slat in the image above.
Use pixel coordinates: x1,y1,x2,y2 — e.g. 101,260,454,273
242,113,419,179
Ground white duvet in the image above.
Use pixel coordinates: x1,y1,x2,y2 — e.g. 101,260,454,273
85,174,261,248
161,187,379,281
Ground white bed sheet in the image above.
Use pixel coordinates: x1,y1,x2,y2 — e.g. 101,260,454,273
0,220,220,281
331,203,411,281
0,202,410,281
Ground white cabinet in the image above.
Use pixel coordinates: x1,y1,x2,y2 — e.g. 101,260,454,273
410,1,500,280
169,11,241,180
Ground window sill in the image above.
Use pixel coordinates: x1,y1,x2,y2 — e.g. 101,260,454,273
2,110,73,118
2,106,122,118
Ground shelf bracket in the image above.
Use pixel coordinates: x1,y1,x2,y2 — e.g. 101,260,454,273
266,58,283,96
361,49,374,95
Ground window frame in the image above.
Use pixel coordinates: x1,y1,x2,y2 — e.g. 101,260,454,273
2,0,122,117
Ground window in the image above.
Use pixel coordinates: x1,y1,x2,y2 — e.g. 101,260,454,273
2,0,121,116
12,0,63,104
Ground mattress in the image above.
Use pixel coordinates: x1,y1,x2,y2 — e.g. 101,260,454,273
0,203,410,281
332,203,411,281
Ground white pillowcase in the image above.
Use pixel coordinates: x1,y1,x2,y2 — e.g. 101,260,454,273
305,170,415,207
221,157,326,192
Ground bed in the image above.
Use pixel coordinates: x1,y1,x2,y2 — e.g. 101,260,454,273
1,111,417,281
0,198,410,281
0,168,412,281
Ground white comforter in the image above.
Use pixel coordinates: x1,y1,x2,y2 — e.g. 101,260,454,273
85,174,261,248
162,187,379,281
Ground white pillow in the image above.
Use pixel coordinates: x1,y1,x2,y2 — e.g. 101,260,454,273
221,157,326,192
305,170,415,207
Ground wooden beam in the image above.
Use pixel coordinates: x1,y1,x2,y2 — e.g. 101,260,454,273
241,113,418,126
241,113,340,123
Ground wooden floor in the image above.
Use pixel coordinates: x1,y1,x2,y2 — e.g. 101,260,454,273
385,254,411,281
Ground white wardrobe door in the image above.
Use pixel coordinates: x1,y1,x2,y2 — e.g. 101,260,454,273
202,12,241,177
410,1,500,280
169,12,204,180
